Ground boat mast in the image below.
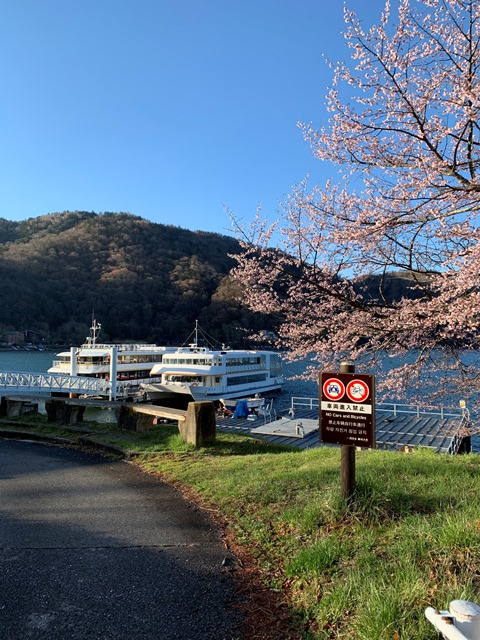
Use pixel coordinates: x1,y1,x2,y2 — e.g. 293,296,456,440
86,315,101,347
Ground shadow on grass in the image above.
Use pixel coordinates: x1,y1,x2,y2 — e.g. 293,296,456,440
201,433,297,456
1,415,302,457
339,477,460,525
89,423,299,456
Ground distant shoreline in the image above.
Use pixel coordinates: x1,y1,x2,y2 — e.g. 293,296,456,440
0,347,56,352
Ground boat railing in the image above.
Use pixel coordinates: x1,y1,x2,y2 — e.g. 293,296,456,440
80,342,167,351
290,397,465,419
51,359,109,367
51,359,66,367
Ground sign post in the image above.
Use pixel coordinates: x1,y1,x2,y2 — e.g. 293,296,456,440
340,362,356,499
319,362,375,500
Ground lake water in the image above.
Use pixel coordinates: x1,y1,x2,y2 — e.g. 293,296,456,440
0,349,320,399
1,350,474,404
0,350,55,373
1,349,478,451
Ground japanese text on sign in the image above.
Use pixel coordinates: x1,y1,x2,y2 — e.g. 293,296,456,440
319,372,376,448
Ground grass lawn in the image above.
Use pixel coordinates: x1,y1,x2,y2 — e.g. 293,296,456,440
138,439,480,639
2,416,479,638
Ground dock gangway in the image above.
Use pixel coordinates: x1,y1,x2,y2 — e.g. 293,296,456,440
0,371,125,399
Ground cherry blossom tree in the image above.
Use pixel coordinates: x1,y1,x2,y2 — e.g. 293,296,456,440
231,0,480,411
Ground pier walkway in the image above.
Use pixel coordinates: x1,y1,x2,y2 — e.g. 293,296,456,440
0,371,128,399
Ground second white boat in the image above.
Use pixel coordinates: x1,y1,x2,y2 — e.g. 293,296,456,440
142,322,283,402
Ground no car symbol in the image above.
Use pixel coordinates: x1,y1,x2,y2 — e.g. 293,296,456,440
323,378,345,401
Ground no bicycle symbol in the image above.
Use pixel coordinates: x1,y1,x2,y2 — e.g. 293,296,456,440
346,379,370,403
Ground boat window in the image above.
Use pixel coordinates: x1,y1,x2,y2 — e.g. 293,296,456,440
78,356,104,364
270,353,283,373
164,375,204,384
225,355,266,371
117,369,151,381
226,374,267,386
163,357,212,366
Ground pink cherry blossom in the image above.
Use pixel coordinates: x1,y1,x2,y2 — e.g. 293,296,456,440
231,0,480,423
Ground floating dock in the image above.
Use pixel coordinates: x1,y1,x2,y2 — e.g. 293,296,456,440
216,398,472,454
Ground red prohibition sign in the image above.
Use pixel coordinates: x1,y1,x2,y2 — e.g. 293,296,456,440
346,379,369,403
323,378,345,401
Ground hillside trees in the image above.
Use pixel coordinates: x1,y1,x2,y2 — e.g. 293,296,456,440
232,0,480,408
0,211,271,345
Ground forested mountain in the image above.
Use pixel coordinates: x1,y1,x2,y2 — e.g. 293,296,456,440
0,211,426,347
0,211,272,346
354,270,431,304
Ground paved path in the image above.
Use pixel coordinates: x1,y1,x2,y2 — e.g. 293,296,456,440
0,440,243,639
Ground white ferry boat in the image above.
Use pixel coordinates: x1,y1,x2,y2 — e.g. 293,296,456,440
142,322,283,402
48,318,175,399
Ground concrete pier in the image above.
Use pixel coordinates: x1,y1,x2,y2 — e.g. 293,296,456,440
45,399,86,424
0,397,39,418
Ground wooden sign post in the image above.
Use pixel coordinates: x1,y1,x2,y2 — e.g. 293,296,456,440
340,361,356,500
319,362,375,501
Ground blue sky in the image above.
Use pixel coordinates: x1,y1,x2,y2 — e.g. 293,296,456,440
0,0,385,235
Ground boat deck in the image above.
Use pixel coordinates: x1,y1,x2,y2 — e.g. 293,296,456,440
216,403,468,454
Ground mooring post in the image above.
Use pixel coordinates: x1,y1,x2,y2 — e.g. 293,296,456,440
340,361,356,500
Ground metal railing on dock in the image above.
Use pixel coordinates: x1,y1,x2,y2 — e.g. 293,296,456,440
289,396,466,420
0,371,134,399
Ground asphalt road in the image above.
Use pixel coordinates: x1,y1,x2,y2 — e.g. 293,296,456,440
0,440,244,639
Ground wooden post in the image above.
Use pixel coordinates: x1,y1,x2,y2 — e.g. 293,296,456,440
340,361,356,500
181,401,216,447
